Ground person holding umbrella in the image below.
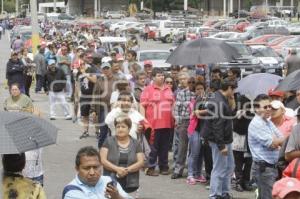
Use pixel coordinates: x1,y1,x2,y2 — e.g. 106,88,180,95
2,153,47,199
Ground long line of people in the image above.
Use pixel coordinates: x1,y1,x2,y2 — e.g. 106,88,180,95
4,21,300,199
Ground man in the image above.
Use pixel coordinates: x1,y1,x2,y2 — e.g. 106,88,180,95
211,68,223,82
6,51,25,93
91,62,117,148
143,60,153,86
285,48,300,76
12,36,24,52
270,100,296,137
248,94,284,199
285,108,300,162
134,71,147,102
172,72,195,179
225,67,240,83
0,25,3,40
111,60,125,79
34,45,48,94
63,146,131,199
57,46,72,98
170,65,180,87
141,68,174,176
78,54,97,139
203,80,236,199
45,59,72,120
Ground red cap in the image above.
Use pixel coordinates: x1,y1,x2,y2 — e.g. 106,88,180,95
272,177,300,198
268,88,284,98
144,60,153,66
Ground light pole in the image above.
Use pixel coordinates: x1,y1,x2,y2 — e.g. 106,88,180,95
184,0,188,15
54,0,57,13
223,0,227,18
238,0,240,18
16,0,19,16
1,0,4,14
30,0,39,55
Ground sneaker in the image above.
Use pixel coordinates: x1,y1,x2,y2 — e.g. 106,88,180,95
186,177,197,185
195,175,207,183
222,193,234,199
171,173,182,179
65,115,72,120
160,169,170,175
145,168,159,176
79,131,89,139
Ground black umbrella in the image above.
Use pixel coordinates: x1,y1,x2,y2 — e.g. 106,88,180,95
275,69,300,91
166,38,241,65
0,112,58,154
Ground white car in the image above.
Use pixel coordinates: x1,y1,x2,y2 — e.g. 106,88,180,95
137,50,171,71
208,32,243,41
104,11,125,19
109,21,134,32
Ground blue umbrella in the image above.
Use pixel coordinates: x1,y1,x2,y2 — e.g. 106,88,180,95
236,73,282,100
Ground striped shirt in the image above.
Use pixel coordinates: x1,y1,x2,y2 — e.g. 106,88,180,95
248,114,283,165
173,88,195,124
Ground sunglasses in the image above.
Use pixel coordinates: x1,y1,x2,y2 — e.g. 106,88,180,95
261,105,272,110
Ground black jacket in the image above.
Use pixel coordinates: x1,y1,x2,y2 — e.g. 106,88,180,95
45,68,66,92
6,59,24,87
203,91,233,150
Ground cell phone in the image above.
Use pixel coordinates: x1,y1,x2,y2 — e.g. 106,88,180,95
107,174,118,187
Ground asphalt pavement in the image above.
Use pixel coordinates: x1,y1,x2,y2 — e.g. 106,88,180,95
0,33,254,199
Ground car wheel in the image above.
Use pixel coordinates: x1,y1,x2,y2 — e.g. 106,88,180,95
165,35,172,43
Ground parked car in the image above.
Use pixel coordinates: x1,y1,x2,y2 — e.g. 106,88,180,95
58,13,75,20
209,32,243,41
104,11,125,19
109,21,134,32
136,10,153,20
221,18,249,31
248,44,284,75
287,23,300,35
137,50,171,71
229,10,251,18
268,36,298,54
244,34,282,45
156,20,186,43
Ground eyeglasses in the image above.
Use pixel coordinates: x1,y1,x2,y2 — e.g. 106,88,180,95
165,81,173,84
261,105,272,110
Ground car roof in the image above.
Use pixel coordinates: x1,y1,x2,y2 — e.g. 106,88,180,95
138,50,170,53
98,37,127,43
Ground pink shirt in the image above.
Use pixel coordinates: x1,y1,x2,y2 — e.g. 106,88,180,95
275,115,297,137
140,83,174,129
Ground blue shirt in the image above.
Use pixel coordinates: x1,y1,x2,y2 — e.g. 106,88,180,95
64,175,133,199
248,114,283,164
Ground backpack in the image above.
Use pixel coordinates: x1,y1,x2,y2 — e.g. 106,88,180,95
62,185,83,199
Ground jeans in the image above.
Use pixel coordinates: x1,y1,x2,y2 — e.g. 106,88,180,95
233,150,252,186
187,132,203,177
31,175,44,186
97,106,110,148
252,162,277,199
35,74,48,92
49,91,71,117
209,142,235,199
173,121,189,175
148,128,171,170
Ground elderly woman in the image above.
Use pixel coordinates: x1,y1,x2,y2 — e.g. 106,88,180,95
100,115,144,194
4,83,33,113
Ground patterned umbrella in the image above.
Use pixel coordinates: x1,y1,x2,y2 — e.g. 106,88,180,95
0,111,58,154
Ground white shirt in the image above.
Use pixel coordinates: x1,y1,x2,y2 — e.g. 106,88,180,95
105,107,144,139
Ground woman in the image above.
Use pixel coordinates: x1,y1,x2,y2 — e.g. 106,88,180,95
2,153,46,199
4,83,33,113
3,83,44,186
20,48,36,97
100,115,144,194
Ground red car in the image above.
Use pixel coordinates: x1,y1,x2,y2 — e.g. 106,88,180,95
233,21,251,32
244,34,283,45
268,36,297,54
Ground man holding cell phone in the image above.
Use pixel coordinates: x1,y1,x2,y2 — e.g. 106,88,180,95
63,146,132,199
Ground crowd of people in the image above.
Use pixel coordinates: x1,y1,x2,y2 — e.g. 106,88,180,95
3,20,300,199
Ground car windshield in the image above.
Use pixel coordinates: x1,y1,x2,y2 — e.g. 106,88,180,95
140,51,170,61
252,47,278,57
227,42,251,56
